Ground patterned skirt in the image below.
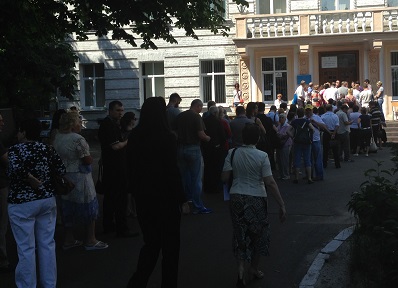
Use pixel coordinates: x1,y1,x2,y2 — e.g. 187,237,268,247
61,172,99,226
230,194,270,263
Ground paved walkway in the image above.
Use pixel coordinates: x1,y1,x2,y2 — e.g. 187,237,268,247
2,142,395,288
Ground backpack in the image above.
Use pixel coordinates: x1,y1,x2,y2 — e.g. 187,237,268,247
293,120,312,144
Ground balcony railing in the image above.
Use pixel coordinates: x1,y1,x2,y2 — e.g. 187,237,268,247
235,8,398,39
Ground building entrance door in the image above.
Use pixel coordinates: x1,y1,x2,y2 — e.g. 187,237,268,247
319,51,359,85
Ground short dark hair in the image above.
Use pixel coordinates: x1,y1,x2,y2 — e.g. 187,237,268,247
296,107,305,118
353,105,360,112
235,106,245,116
20,118,41,141
169,93,181,102
242,124,260,145
207,101,216,109
109,100,123,111
191,99,203,107
120,112,136,131
257,102,265,112
280,102,288,110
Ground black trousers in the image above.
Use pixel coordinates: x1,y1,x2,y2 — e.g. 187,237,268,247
202,146,225,194
323,132,340,168
127,201,181,288
102,167,128,233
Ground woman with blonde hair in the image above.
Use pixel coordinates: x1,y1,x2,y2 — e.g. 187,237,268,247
53,112,107,250
345,88,357,105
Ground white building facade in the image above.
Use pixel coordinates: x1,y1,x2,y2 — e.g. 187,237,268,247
65,0,398,127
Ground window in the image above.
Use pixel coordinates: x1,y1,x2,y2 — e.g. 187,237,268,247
201,60,226,104
141,62,165,99
391,52,398,96
211,0,227,18
321,0,350,11
258,0,286,14
81,63,105,108
388,0,398,7
261,57,288,102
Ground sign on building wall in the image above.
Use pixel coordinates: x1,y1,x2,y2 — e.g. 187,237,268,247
321,56,338,68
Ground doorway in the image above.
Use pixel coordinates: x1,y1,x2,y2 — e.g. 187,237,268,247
319,51,359,85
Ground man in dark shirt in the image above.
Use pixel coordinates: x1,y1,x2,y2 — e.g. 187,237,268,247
176,99,212,214
98,101,138,237
369,101,382,148
0,113,10,272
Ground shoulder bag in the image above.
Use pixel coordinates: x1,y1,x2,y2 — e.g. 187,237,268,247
48,147,75,195
224,148,238,201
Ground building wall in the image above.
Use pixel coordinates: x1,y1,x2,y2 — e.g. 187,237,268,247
68,6,242,127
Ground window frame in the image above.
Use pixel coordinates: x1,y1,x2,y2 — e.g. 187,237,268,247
320,0,352,11
140,61,165,100
391,51,398,97
261,56,288,102
200,59,226,105
257,0,287,14
80,63,105,109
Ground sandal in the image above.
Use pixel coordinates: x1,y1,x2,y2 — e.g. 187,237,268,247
62,240,83,250
84,240,109,251
249,269,264,279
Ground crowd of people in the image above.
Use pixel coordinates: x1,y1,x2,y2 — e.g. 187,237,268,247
0,76,387,287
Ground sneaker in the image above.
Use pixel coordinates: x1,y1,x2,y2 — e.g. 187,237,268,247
353,154,359,156
193,207,213,215
365,154,369,157
281,176,290,180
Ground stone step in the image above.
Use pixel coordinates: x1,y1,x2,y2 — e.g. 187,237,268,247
384,121,398,143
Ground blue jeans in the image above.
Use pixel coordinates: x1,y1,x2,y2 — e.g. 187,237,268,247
293,143,312,168
8,197,57,288
311,141,323,179
178,145,204,210
377,98,384,119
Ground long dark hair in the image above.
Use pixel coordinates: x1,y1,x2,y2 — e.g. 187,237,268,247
135,97,170,136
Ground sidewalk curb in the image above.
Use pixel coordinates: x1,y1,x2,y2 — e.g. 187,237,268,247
298,225,354,288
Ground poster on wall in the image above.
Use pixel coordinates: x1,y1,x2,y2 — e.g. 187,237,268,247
322,56,338,68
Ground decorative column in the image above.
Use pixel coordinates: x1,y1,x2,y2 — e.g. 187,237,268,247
240,57,251,103
299,45,309,75
369,41,381,94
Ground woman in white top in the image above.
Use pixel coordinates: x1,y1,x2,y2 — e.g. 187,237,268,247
53,112,108,250
233,83,243,107
222,124,286,287
274,93,283,109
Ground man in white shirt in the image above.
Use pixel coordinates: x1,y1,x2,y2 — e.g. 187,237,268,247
295,80,306,108
323,82,339,101
321,104,340,168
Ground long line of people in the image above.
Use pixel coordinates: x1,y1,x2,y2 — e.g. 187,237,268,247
0,80,386,287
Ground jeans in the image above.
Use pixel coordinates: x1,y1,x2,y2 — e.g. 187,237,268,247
8,197,57,288
311,141,323,179
178,145,204,210
378,98,384,119
293,143,312,168
0,187,9,268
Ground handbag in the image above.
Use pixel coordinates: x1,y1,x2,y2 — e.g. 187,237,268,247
224,148,238,201
47,146,75,195
369,128,378,152
95,158,104,195
50,170,75,195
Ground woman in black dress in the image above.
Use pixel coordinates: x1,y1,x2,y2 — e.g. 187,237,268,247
126,97,189,288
